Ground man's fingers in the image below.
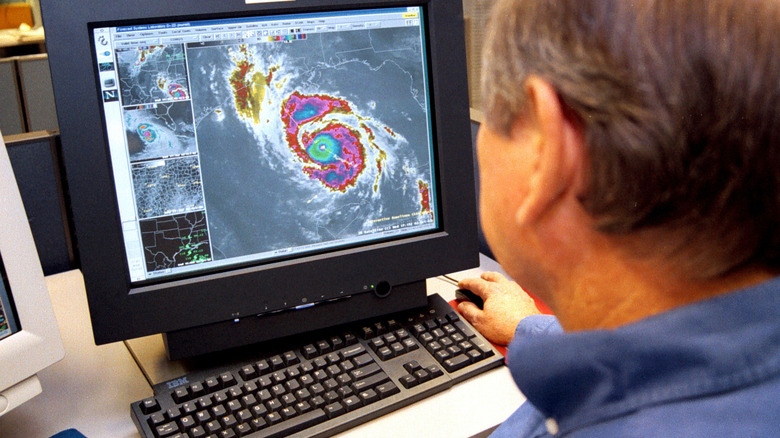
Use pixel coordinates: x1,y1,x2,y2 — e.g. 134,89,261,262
457,277,490,299
457,300,483,325
481,271,508,283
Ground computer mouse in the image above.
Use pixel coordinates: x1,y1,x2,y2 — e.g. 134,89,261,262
455,289,484,310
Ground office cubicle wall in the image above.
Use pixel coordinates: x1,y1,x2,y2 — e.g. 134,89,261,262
0,57,24,135
462,0,490,110
5,131,76,275
0,53,58,135
16,53,58,132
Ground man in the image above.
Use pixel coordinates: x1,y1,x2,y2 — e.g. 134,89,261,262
456,0,780,436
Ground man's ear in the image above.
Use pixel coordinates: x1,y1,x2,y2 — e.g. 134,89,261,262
515,75,585,226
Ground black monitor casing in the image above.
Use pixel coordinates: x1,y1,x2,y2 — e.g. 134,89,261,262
42,0,478,359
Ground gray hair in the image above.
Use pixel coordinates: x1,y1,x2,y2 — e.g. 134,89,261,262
481,0,780,277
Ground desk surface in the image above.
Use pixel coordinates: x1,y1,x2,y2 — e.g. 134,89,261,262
0,255,524,438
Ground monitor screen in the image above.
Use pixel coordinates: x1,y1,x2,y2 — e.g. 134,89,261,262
93,7,438,284
0,255,21,341
42,0,477,356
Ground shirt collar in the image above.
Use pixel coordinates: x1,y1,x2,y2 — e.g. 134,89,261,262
508,276,780,434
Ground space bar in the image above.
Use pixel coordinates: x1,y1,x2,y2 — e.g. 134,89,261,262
261,409,328,438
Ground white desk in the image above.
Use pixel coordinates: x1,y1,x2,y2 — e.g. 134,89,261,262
0,270,151,438
0,255,524,437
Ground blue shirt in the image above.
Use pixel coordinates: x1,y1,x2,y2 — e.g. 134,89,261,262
490,276,780,437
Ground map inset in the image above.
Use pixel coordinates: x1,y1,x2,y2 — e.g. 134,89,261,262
125,101,197,162
187,27,436,260
132,156,204,219
140,211,211,272
117,44,190,105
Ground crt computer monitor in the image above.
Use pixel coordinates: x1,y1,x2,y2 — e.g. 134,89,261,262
41,0,477,360
0,134,65,416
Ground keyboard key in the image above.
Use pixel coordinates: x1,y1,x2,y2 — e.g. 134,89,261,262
266,398,282,412
196,396,213,411
219,372,236,387
294,400,312,414
324,402,345,419
219,429,237,438
220,414,238,429
413,369,431,383
173,387,190,404
195,410,212,424
189,425,207,438
466,348,484,362
374,322,387,336
359,388,379,404
443,354,471,372
280,406,297,420
302,344,318,359
369,338,385,352
181,401,197,414
227,386,243,399
226,399,242,413
155,421,181,437
211,405,227,418
237,408,253,423
239,364,257,381
140,397,161,415
316,340,332,353
427,365,444,378
250,417,267,431
265,411,282,425
256,360,271,375
282,351,299,366
342,395,363,412
350,362,381,380
454,320,475,337
235,422,253,436
353,353,373,367
257,376,272,388
180,414,196,429
376,382,400,398
204,420,222,435
403,360,422,373
400,374,417,389
402,338,419,351
351,371,390,393
263,409,328,438
269,355,284,370
390,342,406,355
147,411,166,428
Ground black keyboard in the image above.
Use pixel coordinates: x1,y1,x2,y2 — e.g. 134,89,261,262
131,293,504,438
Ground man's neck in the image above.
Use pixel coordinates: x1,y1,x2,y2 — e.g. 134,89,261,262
549,248,776,332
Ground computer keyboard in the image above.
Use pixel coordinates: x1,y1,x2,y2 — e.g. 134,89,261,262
131,293,504,438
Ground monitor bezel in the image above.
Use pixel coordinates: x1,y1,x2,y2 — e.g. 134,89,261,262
42,0,478,346
0,137,65,399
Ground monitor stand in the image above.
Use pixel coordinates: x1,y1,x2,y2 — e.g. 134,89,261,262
0,375,43,416
125,279,429,384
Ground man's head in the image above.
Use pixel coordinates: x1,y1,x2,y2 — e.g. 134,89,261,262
479,0,780,282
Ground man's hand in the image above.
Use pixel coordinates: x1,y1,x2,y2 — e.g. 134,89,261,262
457,272,541,346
